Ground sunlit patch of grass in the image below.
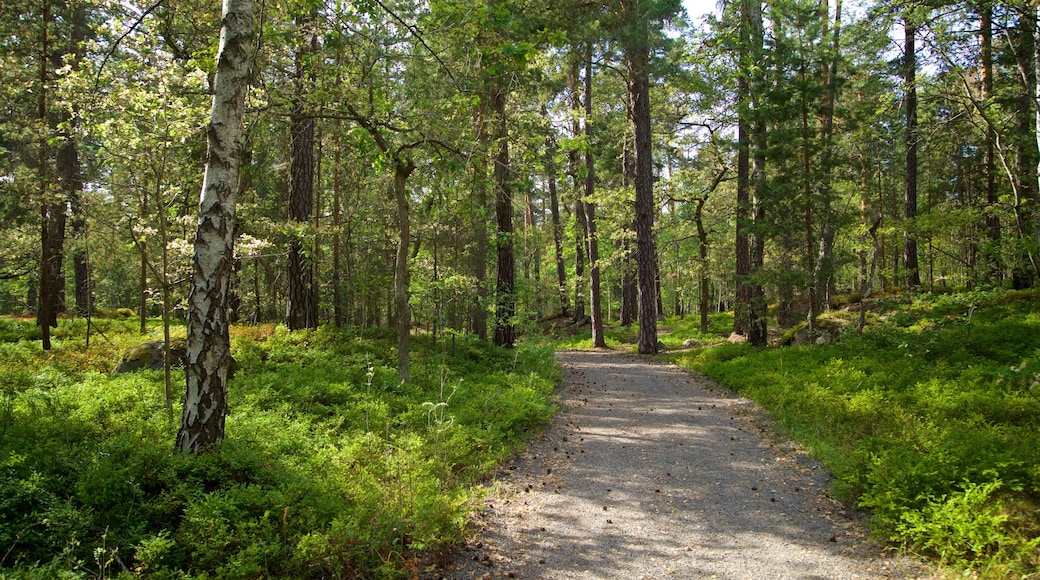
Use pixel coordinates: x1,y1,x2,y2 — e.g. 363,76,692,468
0,321,560,578
671,291,1040,577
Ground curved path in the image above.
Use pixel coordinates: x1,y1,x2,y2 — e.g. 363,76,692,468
426,350,933,579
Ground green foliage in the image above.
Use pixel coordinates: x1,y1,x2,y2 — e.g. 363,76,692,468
0,320,559,578
671,291,1040,578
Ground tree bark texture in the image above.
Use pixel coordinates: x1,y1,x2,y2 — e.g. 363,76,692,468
285,17,318,330
695,195,710,334
1017,9,1040,287
904,16,922,290
491,89,516,348
37,0,54,350
620,132,637,327
332,121,344,326
570,62,587,322
177,0,254,453
628,39,658,354
470,99,490,340
734,57,751,336
980,4,1001,280
746,0,768,347
394,161,416,381
811,0,841,319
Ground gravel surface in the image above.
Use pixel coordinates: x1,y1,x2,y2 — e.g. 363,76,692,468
424,350,935,579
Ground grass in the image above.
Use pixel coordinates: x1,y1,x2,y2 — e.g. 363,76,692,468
666,290,1040,578
5,289,1039,578
0,320,559,579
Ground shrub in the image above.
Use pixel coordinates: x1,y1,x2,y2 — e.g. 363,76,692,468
0,320,560,578
672,290,1040,577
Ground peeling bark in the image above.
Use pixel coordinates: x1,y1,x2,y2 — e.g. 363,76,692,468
177,0,254,453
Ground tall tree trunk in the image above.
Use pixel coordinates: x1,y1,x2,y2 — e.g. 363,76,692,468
980,3,1000,282
801,61,816,333
491,88,516,348
583,44,605,348
812,0,841,320
544,128,568,317
178,0,254,453
1016,9,1040,288
285,16,317,330
734,45,751,337
904,16,922,290
470,99,489,340
627,34,658,354
569,60,587,323
695,195,710,334
620,126,638,327
735,0,767,346
1035,5,1040,268
332,120,344,326
748,0,768,347
393,161,415,382
36,0,54,350
60,3,90,315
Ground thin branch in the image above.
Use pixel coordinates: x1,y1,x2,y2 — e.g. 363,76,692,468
92,0,168,94
368,0,462,91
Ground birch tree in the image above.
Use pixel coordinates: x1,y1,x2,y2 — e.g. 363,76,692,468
177,0,254,453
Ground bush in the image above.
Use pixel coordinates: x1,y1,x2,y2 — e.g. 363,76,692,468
0,321,560,578
672,290,1040,578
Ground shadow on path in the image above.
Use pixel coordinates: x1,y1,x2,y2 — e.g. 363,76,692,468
426,350,932,580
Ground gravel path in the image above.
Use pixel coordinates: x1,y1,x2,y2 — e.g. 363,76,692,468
425,350,934,579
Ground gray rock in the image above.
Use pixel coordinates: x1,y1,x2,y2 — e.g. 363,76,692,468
113,339,186,374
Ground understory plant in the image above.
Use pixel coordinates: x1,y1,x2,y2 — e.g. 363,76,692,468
670,290,1040,578
0,320,559,578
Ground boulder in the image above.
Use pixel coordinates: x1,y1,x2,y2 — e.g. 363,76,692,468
113,339,187,374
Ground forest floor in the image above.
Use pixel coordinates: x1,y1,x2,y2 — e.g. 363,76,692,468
422,349,936,579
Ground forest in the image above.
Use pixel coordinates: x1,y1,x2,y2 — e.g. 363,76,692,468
1,0,1039,576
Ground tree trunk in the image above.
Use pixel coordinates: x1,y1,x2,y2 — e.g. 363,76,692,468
177,0,254,453
627,37,658,354
1035,5,1040,270
393,161,416,381
285,16,318,330
695,195,710,334
36,0,53,350
569,61,587,323
491,88,516,348
904,16,922,290
811,0,841,322
470,99,489,340
59,3,90,315
583,44,605,348
980,4,1000,281
544,127,568,317
747,0,768,347
1016,9,1040,287
332,120,344,326
620,130,637,327
734,68,751,337
802,61,816,332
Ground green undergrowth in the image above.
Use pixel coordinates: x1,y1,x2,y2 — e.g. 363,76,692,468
0,321,559,579
669,289,1040,578
540,311,734,351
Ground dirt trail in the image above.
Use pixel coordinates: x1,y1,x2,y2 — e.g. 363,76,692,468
425,350,933,579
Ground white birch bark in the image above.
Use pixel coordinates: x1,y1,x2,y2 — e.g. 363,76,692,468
176,0,254,453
